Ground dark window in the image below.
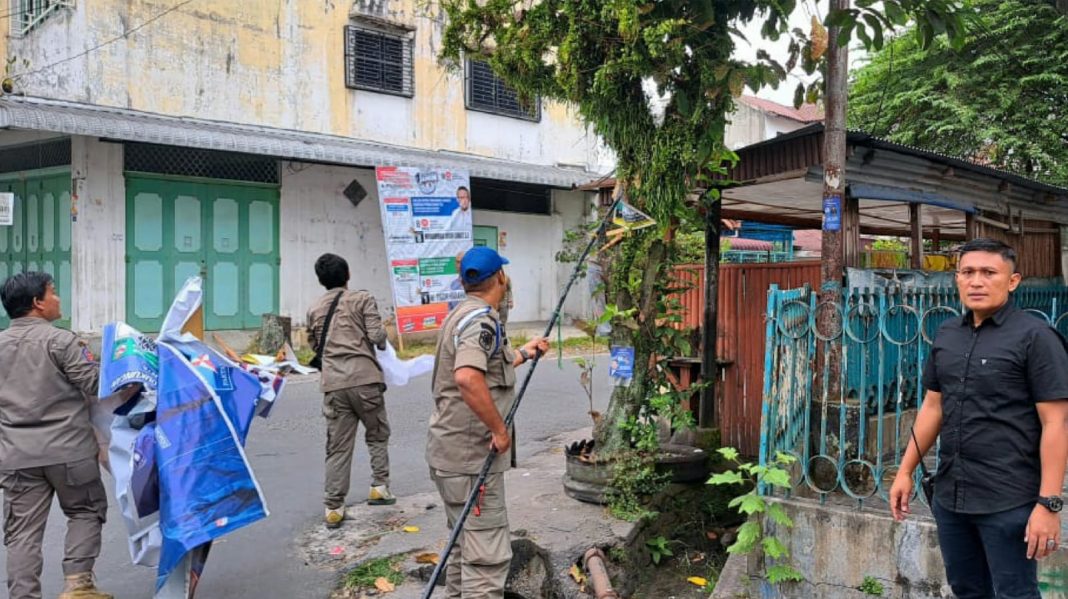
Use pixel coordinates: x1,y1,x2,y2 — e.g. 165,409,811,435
344,25,414,97
124,143,279,185
0,138,70,174
466,60,540,121
471,178,551,214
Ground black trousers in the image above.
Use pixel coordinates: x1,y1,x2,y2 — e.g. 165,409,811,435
933,501,1040,599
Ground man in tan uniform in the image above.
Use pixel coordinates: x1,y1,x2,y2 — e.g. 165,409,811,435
0,271,132,599
427,247,548,598
307,253,394,528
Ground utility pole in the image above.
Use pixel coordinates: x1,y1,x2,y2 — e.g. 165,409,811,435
819,0,850,396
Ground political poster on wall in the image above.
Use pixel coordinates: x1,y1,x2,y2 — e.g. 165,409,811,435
376,167,474,334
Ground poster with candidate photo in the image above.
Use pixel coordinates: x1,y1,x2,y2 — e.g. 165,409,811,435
376,166,473,334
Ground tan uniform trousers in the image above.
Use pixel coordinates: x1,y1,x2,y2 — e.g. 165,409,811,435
323,383,391,509
1,457,107,599
431,469,512,599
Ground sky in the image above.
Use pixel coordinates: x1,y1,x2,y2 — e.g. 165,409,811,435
732,0,871,106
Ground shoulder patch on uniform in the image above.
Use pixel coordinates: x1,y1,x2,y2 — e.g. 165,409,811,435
479,329,496,352
479,322,496,335
78,340,96,363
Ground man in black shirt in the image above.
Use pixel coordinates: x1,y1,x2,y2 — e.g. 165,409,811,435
890,238,1068,598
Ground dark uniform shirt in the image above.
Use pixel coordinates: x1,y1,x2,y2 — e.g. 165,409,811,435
0,317,100,470
922,298,1068,514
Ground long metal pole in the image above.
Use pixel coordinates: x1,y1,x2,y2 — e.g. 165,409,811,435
421,196,623,598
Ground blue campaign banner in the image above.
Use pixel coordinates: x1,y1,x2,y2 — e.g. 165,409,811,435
154,343,267,592
100,322,160,395
823,195,842,232
170,339,263,442
411,196,459,217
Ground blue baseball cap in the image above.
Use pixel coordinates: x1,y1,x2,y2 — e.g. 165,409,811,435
460,247,510,285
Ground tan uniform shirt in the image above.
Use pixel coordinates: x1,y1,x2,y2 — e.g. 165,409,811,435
427,297,516,474
307,288,388,393
0,317,100,470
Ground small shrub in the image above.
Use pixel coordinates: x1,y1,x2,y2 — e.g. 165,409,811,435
344,556,404,589
859,575,885,596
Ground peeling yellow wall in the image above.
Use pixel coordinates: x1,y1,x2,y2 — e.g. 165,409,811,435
7,0,602,169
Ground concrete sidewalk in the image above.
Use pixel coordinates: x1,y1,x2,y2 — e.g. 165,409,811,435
300,428,638,599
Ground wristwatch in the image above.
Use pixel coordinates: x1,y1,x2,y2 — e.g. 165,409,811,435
1038,496,1064,513
518,347,531,362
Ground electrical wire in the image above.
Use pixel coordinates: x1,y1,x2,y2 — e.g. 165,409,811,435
13,0,197,80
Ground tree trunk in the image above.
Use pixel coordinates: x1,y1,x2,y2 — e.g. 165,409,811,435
593,237,669,454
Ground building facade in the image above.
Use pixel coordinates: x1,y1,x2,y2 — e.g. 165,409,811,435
0,0,611,333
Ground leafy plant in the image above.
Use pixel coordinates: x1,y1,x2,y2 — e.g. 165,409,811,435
344,556,405,589
709,448,804,586
859,575,885,597
606,450,666,522
870,238,908,252
646,535,674,565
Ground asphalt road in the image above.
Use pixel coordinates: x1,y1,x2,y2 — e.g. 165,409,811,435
1,355,612,598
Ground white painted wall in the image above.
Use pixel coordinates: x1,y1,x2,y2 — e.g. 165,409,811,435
278,163,395,327
278,162,593,328
70,136,125,333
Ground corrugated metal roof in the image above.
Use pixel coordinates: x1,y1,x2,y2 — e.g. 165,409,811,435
735,123,1068,197
0,96,599,188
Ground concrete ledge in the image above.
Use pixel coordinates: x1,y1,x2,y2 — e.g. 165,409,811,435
719,497,1068,599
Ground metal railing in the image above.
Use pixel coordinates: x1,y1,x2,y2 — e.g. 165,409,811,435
759,283,1068,507
722,250,792,264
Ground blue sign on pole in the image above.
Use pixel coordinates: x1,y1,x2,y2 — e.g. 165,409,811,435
823,195,842,232
610,346,635,386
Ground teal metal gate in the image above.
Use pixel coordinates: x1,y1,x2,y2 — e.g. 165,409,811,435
760,284,1068,506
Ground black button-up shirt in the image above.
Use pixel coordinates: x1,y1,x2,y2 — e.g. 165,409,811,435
923,298,1068,514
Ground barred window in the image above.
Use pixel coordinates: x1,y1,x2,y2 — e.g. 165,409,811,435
466,60,540,122
344,25,414,97
10,0,73,36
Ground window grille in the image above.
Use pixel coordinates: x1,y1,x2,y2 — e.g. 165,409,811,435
466,60,540,122
10,0,73,36
344,25,414,97
124,143,279,185
0,139,71,174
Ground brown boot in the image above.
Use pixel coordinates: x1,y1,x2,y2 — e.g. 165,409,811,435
57,572,114,599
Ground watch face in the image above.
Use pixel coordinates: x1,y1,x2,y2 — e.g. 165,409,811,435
1051,497,1065,512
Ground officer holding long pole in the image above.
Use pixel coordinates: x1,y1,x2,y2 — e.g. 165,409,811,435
423,196,621,598
425,247,548,598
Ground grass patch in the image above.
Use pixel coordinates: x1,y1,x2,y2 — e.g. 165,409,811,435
395,340,438,359
344,556,405,589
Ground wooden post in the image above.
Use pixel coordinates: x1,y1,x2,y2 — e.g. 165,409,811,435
843,193,861,267
966,212,980,240
700,196,721,429
910,203,924,269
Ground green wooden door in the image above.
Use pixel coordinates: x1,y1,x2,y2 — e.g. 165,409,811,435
126,176,279,332
473,225,498,250
0,171,72,329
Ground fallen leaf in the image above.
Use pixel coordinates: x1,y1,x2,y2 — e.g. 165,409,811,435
569,564,588,584
415,552,440,564
374,577,396,593
687,576,708,587
705,531,719,541
403,526,420,533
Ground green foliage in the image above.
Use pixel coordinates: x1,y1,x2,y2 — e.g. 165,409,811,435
709,448,803,587
646,535,674,565
870,238,908,252
606,451,667,521
849,0,1068,185
344,556,405,589
859,575,886,596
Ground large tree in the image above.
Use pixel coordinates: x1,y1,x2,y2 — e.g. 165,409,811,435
438,0,968,460
849,0,1068,185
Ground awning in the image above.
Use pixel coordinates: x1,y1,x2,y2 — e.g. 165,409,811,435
0,96,599,188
